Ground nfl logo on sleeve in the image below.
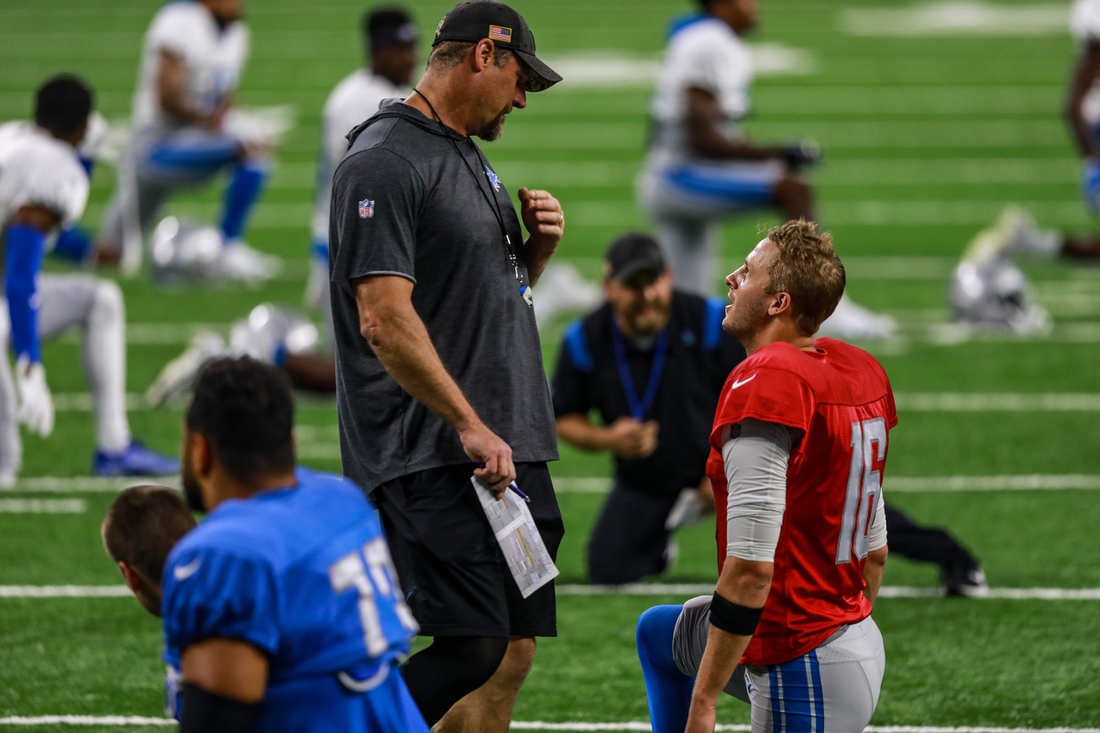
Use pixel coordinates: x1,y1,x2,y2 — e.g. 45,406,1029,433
358,199,375,219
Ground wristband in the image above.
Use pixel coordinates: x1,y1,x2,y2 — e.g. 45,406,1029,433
180,683,258,733
709,591,763,636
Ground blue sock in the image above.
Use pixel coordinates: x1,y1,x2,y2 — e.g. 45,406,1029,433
219,161,267,243
637,604,694,733
53,226,93,263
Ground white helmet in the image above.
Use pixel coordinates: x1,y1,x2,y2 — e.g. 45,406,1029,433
149,217,224,283
948,256,1049,334
229,303,320,363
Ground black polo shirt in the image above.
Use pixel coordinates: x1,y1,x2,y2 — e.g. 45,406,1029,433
551,291,746,496
329,100,558,492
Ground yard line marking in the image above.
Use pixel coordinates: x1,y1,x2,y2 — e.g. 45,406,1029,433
886,475,1100,491
0,586,133,598
6,474,1100,495
0,717,174,727
0,720,1095,732
840,2,1070,37
895,393,1100,411
2,477,174,493
0,499,85,514
3,585,1098,600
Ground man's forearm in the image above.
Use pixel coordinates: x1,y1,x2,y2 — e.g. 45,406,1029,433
556,414,612,452
691,559,772,705
361,293,480,433
863,547,888,605
524,237,556,286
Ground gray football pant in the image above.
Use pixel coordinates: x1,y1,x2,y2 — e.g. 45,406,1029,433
99,126,241,258
637,161,783,296
673,595,885,733
0,275,130,474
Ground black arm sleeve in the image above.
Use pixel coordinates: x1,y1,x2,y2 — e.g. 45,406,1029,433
179,683,260,733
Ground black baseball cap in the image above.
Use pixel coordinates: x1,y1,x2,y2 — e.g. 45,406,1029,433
432,0,562,92
604,232,667,283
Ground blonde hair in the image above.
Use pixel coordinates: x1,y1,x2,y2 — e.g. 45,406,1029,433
764,219,846,336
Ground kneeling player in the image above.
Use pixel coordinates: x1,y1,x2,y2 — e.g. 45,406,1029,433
637,220,893,733
0,75,178,482
162,357,427,732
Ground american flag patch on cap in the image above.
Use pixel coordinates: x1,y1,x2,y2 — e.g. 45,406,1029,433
488,25,512,42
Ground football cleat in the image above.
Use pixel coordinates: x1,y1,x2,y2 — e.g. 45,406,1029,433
943,562,989,598
532,262,603,327
818,294,897,340
996,206,1060,258
92,440,180,477
145,331,228,407
219,240,284,282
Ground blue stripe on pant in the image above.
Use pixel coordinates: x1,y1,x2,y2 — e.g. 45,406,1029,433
770,654,824,732
664,166,774,204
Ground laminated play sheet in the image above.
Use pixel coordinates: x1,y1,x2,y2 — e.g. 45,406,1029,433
472,477,559,598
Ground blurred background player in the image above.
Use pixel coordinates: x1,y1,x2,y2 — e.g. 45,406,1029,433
144,6,421,404
101,485,197,616
0,75,178,483
96,0,281,281
552,232,745,584
969,0,1100,264
163,357,427,731
637,0,896,339
637,221,891,733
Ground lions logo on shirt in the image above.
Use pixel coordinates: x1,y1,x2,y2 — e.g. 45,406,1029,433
485,166,501,192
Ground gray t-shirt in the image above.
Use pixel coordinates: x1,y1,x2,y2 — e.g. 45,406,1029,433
329,100,558,492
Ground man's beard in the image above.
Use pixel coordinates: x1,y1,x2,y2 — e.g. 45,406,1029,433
182,460,207,513
475,110,507,142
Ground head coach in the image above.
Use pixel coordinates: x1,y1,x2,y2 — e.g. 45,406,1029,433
327,1,564,731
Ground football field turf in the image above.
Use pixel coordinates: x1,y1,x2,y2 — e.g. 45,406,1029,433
2,0,1100,729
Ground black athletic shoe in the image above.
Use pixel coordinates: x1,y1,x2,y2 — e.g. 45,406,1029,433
943,562,989,598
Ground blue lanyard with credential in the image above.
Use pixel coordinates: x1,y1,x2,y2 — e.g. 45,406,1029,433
610,320,670,421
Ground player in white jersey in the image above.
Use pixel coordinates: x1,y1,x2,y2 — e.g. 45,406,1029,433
96,0,280,281
0,76,178,485
144,7,420,406
973,0,1100,262
637,0,896,339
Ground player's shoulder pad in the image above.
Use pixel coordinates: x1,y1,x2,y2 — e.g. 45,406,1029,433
3,134,89,225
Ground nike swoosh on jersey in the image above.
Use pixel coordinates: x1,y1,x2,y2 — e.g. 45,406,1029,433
173,558,203,582
730,375,756,390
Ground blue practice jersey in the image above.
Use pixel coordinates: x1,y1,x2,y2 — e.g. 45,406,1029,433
161,467,420,730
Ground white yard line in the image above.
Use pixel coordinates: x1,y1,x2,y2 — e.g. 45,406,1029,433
840,2,1070,37
0,499,84,514
2,584,1096,601
5,474,1100,495
894,393,1100,411
0,720,1092,732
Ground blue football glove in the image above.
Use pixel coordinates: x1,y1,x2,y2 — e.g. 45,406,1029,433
1082,159,1100,215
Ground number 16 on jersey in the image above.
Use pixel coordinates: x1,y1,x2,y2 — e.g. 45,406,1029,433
836,417,887,565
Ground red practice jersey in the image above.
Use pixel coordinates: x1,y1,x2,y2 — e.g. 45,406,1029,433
706,337,897,666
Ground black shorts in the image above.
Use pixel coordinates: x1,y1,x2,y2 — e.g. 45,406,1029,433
371,461,563,638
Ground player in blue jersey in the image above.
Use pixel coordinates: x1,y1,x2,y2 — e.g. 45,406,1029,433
160,356,428,732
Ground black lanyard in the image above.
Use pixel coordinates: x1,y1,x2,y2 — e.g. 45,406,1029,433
412,88,523,285
610,319,669,421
